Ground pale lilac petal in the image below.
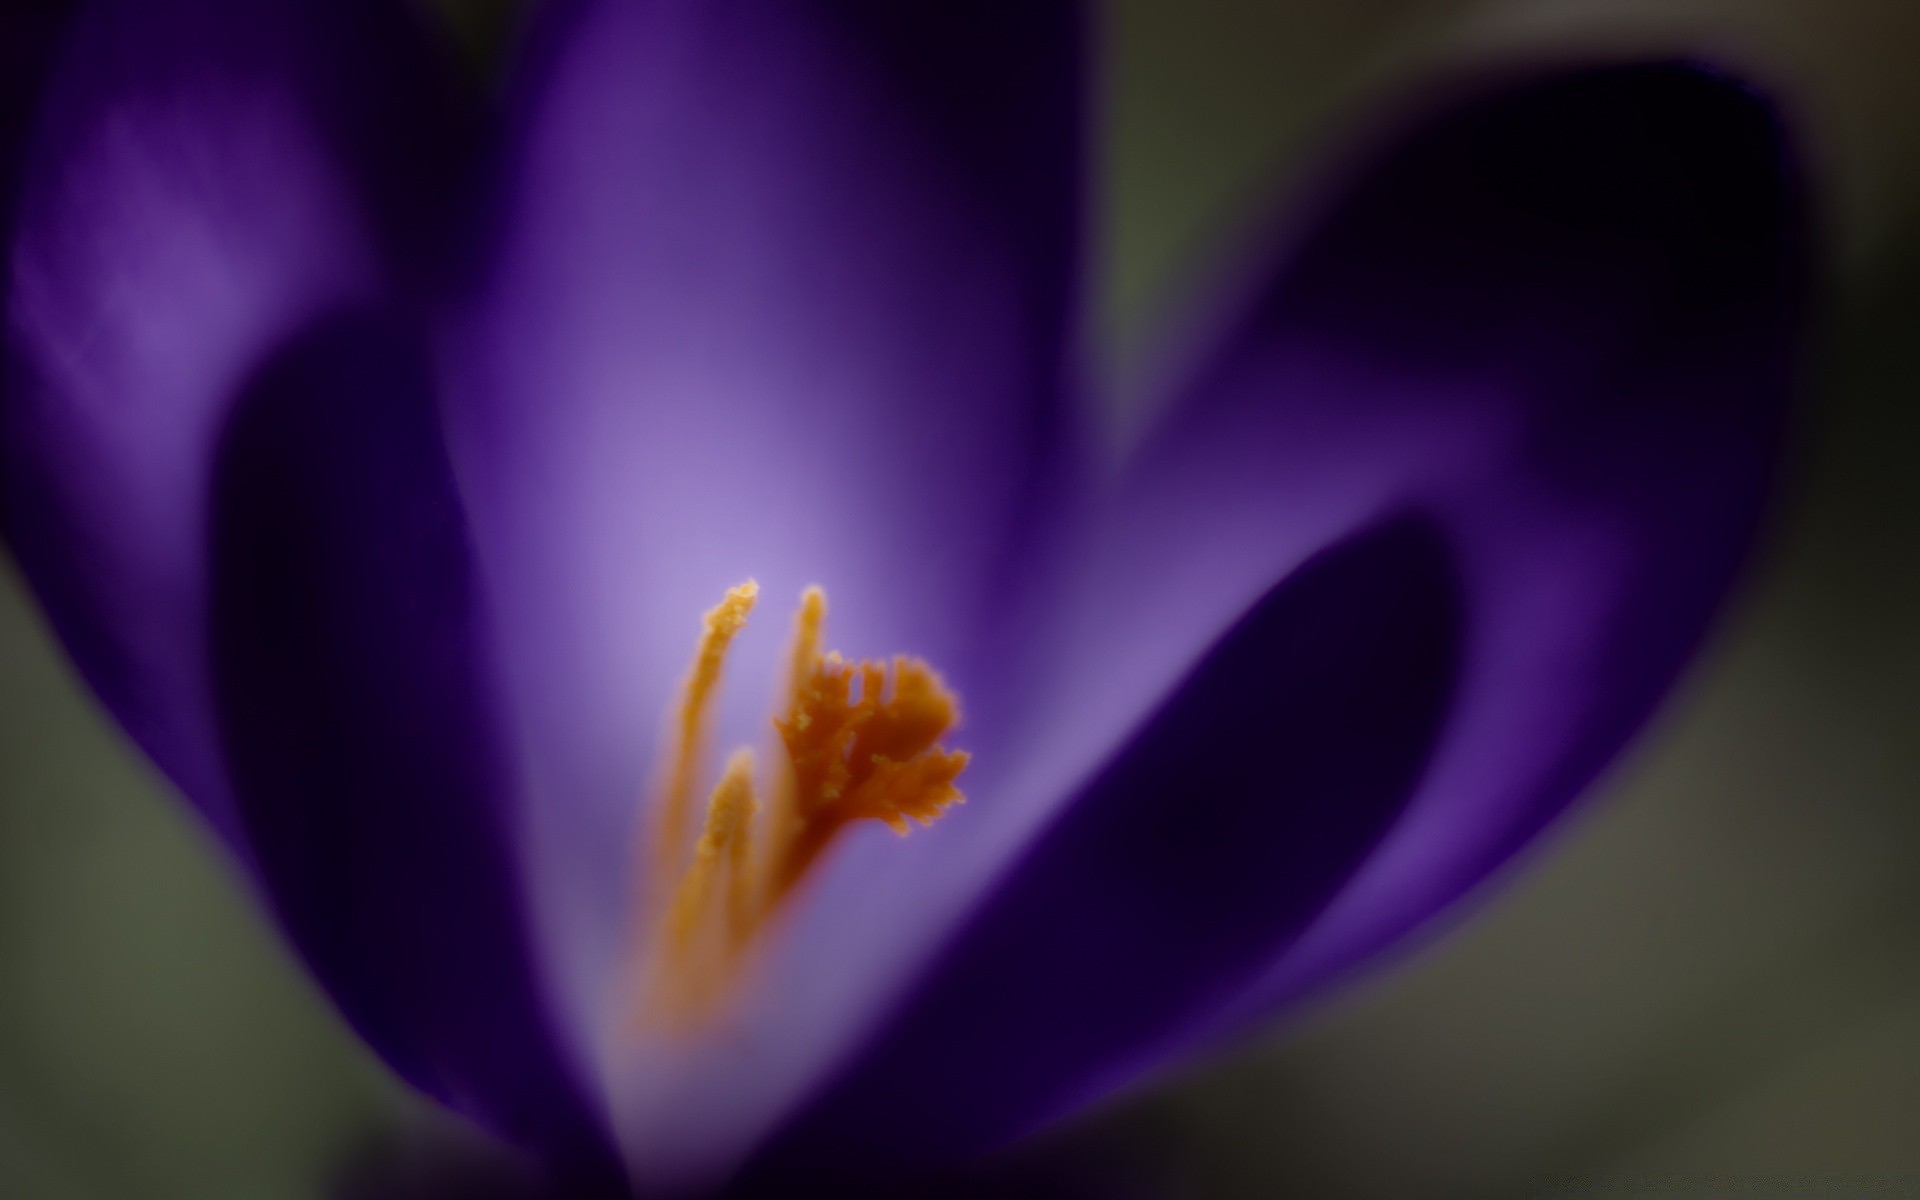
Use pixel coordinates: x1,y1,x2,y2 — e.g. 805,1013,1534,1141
440,1,1085,1116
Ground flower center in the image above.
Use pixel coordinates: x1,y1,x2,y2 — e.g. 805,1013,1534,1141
631,581,967,1030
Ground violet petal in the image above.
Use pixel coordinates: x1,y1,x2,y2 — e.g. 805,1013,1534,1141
3,0,471,850
2,0,608,1178
1207,61,1812,1026
1016,61,1807,1053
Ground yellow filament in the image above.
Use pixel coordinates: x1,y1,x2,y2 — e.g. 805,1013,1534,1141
752,587,826,914
642,752,759,1026
635,582,965,1032
664,748,760,956
654,581,758,881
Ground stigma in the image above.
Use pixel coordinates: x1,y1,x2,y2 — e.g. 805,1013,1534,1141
633,582,967,1029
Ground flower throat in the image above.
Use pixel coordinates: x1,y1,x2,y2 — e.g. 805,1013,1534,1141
632,582,967,1030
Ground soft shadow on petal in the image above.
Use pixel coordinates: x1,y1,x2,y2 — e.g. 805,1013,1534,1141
2,0,472,849
0,0,68,228
746,513,1464,1180
441,0,1086,1093
209,313,617,1183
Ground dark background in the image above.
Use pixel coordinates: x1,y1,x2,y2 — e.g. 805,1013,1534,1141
4,1,1918,1195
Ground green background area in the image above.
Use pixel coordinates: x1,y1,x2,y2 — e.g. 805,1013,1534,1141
5,1,1920,1196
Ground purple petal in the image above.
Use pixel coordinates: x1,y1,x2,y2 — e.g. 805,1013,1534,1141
2,0,470,848
744,513,1465,1179
727,59,1807,1172
1203,60,1810,1027
441,0,1085,1078
0,0,609,1177
208,313,616,1179
1059,60,1808,1052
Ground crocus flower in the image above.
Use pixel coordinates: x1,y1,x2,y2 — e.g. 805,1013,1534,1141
1,0,1808,1194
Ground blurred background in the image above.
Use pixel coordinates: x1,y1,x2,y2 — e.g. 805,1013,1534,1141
4,0,1919,1196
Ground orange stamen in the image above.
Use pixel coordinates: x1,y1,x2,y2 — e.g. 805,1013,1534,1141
632,582,965,1032
766,652,968,901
